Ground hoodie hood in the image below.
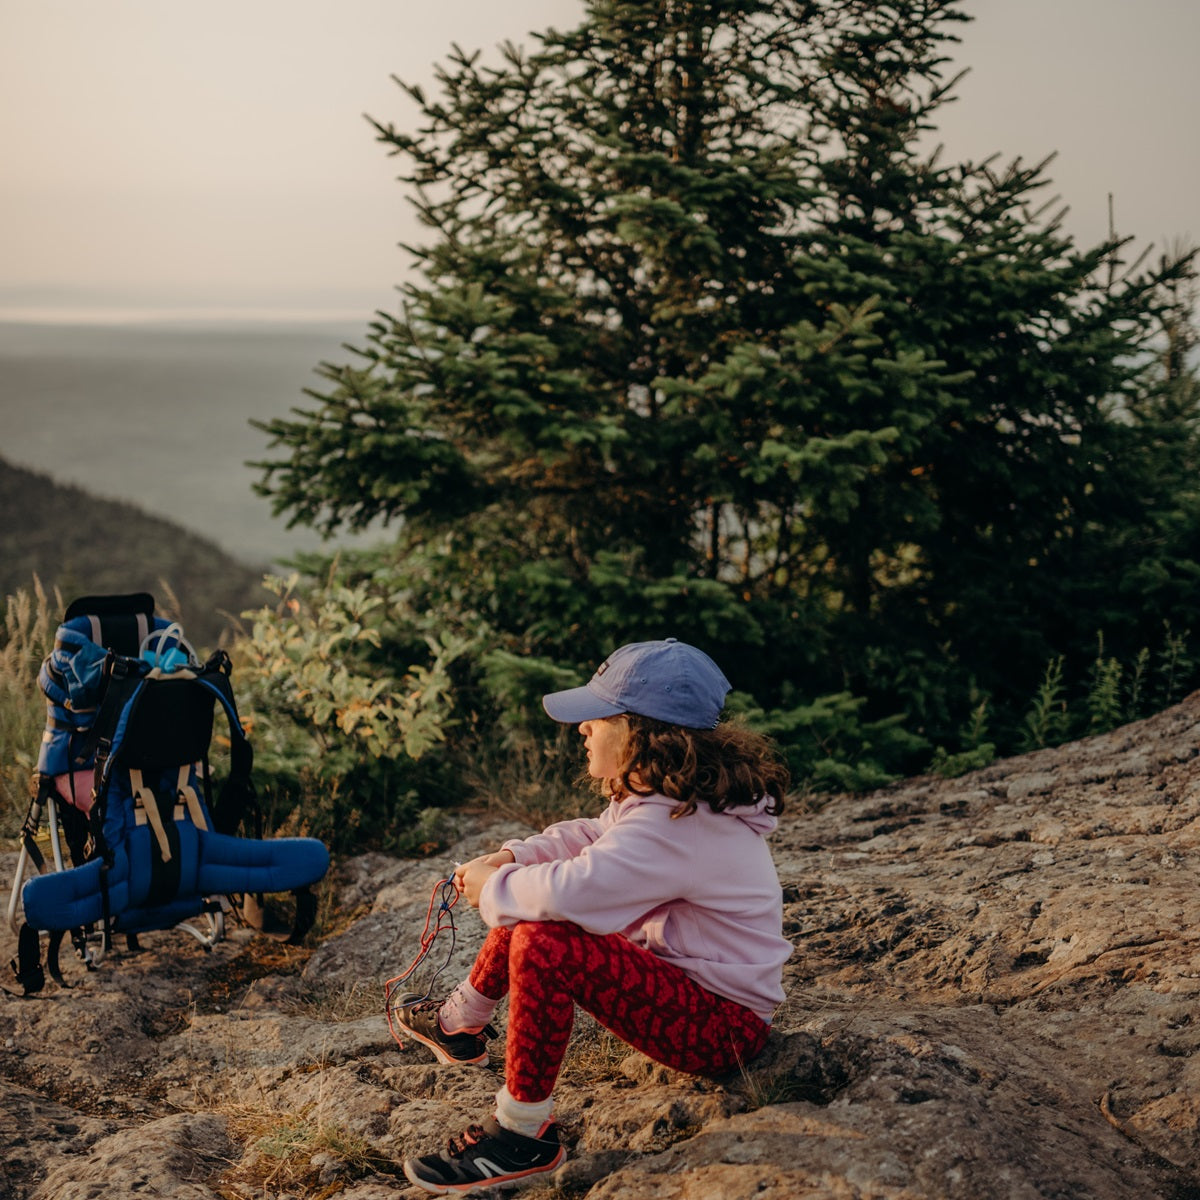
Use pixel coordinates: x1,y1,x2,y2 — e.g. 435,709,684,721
722,794,779,836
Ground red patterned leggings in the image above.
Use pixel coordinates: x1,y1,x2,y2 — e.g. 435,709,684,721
468,920,770,1103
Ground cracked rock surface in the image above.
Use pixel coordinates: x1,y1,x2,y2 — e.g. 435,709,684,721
4,694,1200,1197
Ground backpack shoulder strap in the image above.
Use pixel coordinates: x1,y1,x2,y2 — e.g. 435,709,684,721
197,652,261,838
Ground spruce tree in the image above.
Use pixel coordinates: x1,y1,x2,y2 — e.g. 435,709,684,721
254,0,1198,771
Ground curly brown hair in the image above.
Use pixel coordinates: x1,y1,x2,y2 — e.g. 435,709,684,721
604,714,790,818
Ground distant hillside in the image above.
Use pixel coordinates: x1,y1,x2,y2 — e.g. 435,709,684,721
0,456,273,649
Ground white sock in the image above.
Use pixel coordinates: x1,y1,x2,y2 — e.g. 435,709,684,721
494,1085,554,1139
438,980,498,1034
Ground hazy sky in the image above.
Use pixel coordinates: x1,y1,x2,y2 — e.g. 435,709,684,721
1,0,1196,322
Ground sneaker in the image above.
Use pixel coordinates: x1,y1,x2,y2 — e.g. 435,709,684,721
390,993,498,1066
403,1117,565,1194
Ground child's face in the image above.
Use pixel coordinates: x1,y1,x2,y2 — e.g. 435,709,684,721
579,715,629,781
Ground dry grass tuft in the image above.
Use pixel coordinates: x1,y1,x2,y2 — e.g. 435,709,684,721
280,977,384,1023
215,1103,405,1199
0,579,62,838
558,1011,632,1086
461,724,585,831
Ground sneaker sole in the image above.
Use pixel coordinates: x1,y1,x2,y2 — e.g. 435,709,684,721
402,1148,566,1194
392,1016,490,1067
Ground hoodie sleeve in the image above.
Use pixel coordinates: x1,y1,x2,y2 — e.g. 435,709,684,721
480,798,696,934
501,806,614,865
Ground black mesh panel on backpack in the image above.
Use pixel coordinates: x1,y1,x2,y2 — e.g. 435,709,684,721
116,678,216,771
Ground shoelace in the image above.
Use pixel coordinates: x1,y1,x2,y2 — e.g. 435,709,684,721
448,1124,487,1157
383,875,460,1048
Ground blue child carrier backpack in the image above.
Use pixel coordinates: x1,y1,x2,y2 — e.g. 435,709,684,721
7,592,330,994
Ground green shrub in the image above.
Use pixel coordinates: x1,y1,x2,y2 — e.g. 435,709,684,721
930,695,996,778
1018,625,1194,754
1086,633,1124,733
1151,623,1194,712
734,689,928,797
233,572,471,854
1021,657,1070,751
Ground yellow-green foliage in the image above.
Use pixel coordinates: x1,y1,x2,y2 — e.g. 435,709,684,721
230,572,472,851
0,581,61,838
235,573,468,769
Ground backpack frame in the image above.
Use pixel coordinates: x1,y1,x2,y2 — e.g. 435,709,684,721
7,593,328,995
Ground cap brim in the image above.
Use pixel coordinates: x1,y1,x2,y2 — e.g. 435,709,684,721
542,685,626,724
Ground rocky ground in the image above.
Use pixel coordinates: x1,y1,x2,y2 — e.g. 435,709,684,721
3,694,1200,1199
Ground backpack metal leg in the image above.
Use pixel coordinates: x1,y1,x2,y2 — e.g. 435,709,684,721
7,790,66,934
175,896,228,951
6,843,31,935
7,789,106,992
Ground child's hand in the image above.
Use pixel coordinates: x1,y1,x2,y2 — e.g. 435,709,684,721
454,849,516,906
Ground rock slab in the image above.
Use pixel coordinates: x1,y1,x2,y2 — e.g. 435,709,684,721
4,700,1200,1197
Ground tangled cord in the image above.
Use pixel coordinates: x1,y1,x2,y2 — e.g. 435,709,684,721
384,873,460,1048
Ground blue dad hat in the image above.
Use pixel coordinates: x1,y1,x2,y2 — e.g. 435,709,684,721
542,638,731,729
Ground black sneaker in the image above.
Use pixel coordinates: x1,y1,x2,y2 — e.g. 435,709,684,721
390,993,498,1066
403,1117,565,1194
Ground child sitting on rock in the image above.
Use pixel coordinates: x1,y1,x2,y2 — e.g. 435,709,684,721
395,637,792,1194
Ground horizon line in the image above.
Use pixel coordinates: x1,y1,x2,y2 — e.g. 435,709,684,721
0,305,388,327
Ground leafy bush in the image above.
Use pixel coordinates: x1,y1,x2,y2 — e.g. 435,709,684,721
233,572,471,854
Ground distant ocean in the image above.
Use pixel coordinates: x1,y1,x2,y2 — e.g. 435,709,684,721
0,316,388,566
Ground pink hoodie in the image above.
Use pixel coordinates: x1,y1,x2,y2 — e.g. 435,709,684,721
478,793,791,1023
